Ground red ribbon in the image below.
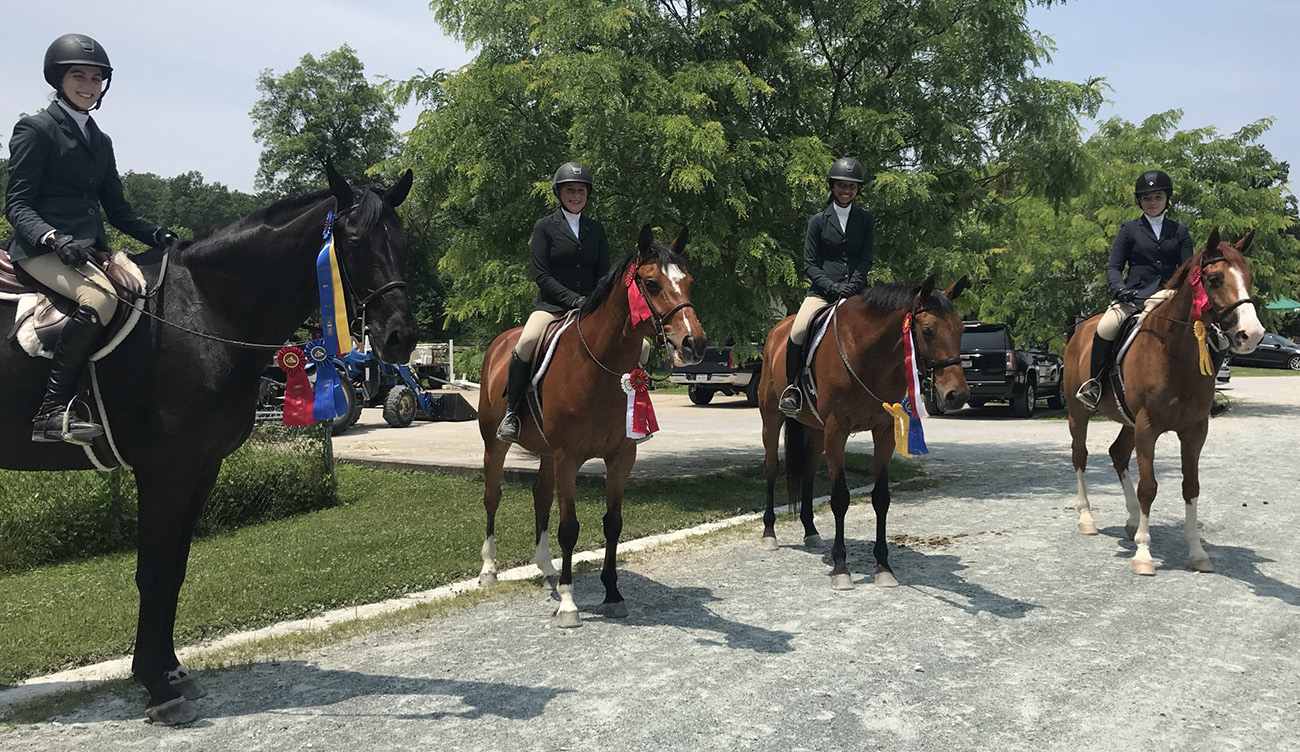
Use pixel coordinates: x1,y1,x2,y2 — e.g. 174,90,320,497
275,345,316,426
1188,265,1212,318
624,368,659,438
625,264,652,327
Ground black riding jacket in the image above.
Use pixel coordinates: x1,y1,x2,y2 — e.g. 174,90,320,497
530,208,611,313
804,202,874,299
1106,215,1194,301
4,103,160,261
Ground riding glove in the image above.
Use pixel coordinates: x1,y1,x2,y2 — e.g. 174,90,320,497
572,296,587,310
155,227,178,247
45,233,91,267
1116,288,1140,306
829,282,855,299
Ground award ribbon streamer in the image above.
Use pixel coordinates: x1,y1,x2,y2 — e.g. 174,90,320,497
900,313,930,456
882,402,914,458
621,369,659,440
625,265,652,327
307,339,350,421
276,346,316,426
316,211,353,356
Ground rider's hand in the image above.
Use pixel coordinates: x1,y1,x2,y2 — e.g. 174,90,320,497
45,233,91,267
830,282,855,299
572,296,587,310
1116,288,1139,306
154,227,178,247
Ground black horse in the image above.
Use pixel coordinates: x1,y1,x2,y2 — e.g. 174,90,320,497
0,164,418,724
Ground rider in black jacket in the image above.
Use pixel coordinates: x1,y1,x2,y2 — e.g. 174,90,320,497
1076,169,1193,410
779,157,875,416
4,34,175,444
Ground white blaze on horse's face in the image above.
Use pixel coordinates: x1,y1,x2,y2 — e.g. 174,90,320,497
1227,267,1265,353
662,264,694,340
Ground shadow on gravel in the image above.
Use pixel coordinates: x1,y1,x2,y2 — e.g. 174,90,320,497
598,571,795,654
1214,399,1300,420
819,539,1039,619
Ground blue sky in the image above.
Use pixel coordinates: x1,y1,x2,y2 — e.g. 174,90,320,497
2,0,1296,195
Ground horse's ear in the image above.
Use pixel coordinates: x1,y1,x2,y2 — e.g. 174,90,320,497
325,158,353,210
637,224,654,261
944,275,970,301
669,225,690,256
1236,228,1255,254
919,274,936,301
384,169,414,208
1204,227,1221,254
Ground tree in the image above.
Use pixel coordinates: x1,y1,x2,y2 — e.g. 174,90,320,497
393,0,1101,346
976,112,1300,346
120,171,263,238
251,45,399,195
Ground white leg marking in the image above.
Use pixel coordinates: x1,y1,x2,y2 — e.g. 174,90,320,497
557,583,578,616
1185,497,1213,572
1132,509,1156,575
480,535,498,580
535,532,560,579
1120,470,1139,537
1076,469,1097,534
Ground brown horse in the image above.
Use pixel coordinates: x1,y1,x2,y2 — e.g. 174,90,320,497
477,225,706,627
757,278,970,589
1065,228,1264,575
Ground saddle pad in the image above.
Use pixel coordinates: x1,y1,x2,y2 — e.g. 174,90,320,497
11,252,151,360
531,314,577,388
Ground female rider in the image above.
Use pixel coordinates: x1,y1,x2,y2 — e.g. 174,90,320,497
779,157,875,417
1076,169,1193,410
4,34,175,444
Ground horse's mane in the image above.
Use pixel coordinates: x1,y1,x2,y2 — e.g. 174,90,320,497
182,186,394,256
579,243,687,316
855,282,956,314
1164,243,1247,290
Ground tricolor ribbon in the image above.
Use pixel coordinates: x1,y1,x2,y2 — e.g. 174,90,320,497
306,339,351,421
316,211,353,357
899,313,929,456
275,345,316,426
621,369,658,440
625,264,652,327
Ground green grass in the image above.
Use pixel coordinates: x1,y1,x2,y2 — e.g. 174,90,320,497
1230,365,1300,377
0,456,921,687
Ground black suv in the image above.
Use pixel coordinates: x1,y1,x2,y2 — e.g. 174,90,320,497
938,322,1065,418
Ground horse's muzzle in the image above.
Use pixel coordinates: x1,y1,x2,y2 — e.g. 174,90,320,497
937,387,969,413
676,335,707,366
375,316,420,364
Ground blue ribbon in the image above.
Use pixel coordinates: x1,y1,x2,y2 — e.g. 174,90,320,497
307,339,350,421
902,396,929,456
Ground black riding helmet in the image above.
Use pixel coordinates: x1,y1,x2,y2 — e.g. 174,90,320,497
1134,169,1173,206
552,162,594,196
44,34,113,111
828,157,865,188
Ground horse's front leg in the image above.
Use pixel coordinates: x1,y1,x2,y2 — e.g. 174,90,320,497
1068,399,1097,534
1178,419,1213,572
159,459,222,704
870,424,899,588
760,409,783,550
823,422,854,590
533,454,560,588
553,449,583,628
600,443,636,618
1131,427,1160,576
479,440,509,585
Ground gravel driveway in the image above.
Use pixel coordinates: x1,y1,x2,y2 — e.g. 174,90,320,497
4,377,1298,751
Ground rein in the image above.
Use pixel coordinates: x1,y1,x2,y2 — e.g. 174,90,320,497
832,297,957,403
575,263,695,379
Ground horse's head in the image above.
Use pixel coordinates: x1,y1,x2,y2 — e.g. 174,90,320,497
326,162,420,363
1193,228,1265,354
631,224,707,364
913,275,971,412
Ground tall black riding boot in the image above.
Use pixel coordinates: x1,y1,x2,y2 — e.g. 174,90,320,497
778,338,805,417
1075,332,1110,411
32,305,105,444
496,353,531,443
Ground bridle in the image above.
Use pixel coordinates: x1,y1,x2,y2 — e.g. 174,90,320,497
832,293,960,404
577,261,696,376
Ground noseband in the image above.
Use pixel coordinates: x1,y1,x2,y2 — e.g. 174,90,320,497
634,272,695,348
910,299,962,374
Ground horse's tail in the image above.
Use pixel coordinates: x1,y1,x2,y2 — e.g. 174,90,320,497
783,418,807,514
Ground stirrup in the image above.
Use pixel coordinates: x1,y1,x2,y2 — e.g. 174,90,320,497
496,411,521,443
1075,379,1102,412
32,408,103,446
778,385,803,417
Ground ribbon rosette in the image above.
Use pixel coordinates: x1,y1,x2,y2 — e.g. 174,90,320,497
275,345,316,426
625,264,652,327
1188,265,1213,319
621,368,659,441
306,339,350,421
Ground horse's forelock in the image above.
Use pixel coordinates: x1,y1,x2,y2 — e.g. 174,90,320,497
1165,241,1249,290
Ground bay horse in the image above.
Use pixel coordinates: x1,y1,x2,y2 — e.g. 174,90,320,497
1065,228,1264,575
0,163,418,724
477,225,706,628
757,278,970,589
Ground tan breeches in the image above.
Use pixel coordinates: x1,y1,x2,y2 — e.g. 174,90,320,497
16,253,116,325
1096,289,1174,341
790,295,830,345
514,309,650,365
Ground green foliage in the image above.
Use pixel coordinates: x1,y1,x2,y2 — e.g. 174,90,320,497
119,170,263,239
392,0,1103,347
251,45,399,195
976,112,1300,347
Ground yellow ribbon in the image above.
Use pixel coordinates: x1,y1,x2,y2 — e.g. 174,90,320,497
883,403,914,458
1194,320,1213,376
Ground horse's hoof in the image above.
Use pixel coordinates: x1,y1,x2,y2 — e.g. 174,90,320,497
554,609,583,629
1131,559,1156,576
874,569,899,588
804,534,823,548
145,697,199,726
479,571,498,587
1188,557,1214,573
759,536,778,551
830,573,855,590
170,674,208,701
602,601,628,619
1124,525,1138,540
1077,521,1098,535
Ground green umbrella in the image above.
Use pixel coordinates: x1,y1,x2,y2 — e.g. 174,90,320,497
1265,297,1300,313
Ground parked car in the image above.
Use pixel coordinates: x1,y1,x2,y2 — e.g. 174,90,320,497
1226,332,1300,370
669,345,763,406
942,322,1064,418
1217,359,1231,383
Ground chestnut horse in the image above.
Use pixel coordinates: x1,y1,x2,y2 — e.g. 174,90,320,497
757,277,970,589
477,225,706,627
1065,228,1264,575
